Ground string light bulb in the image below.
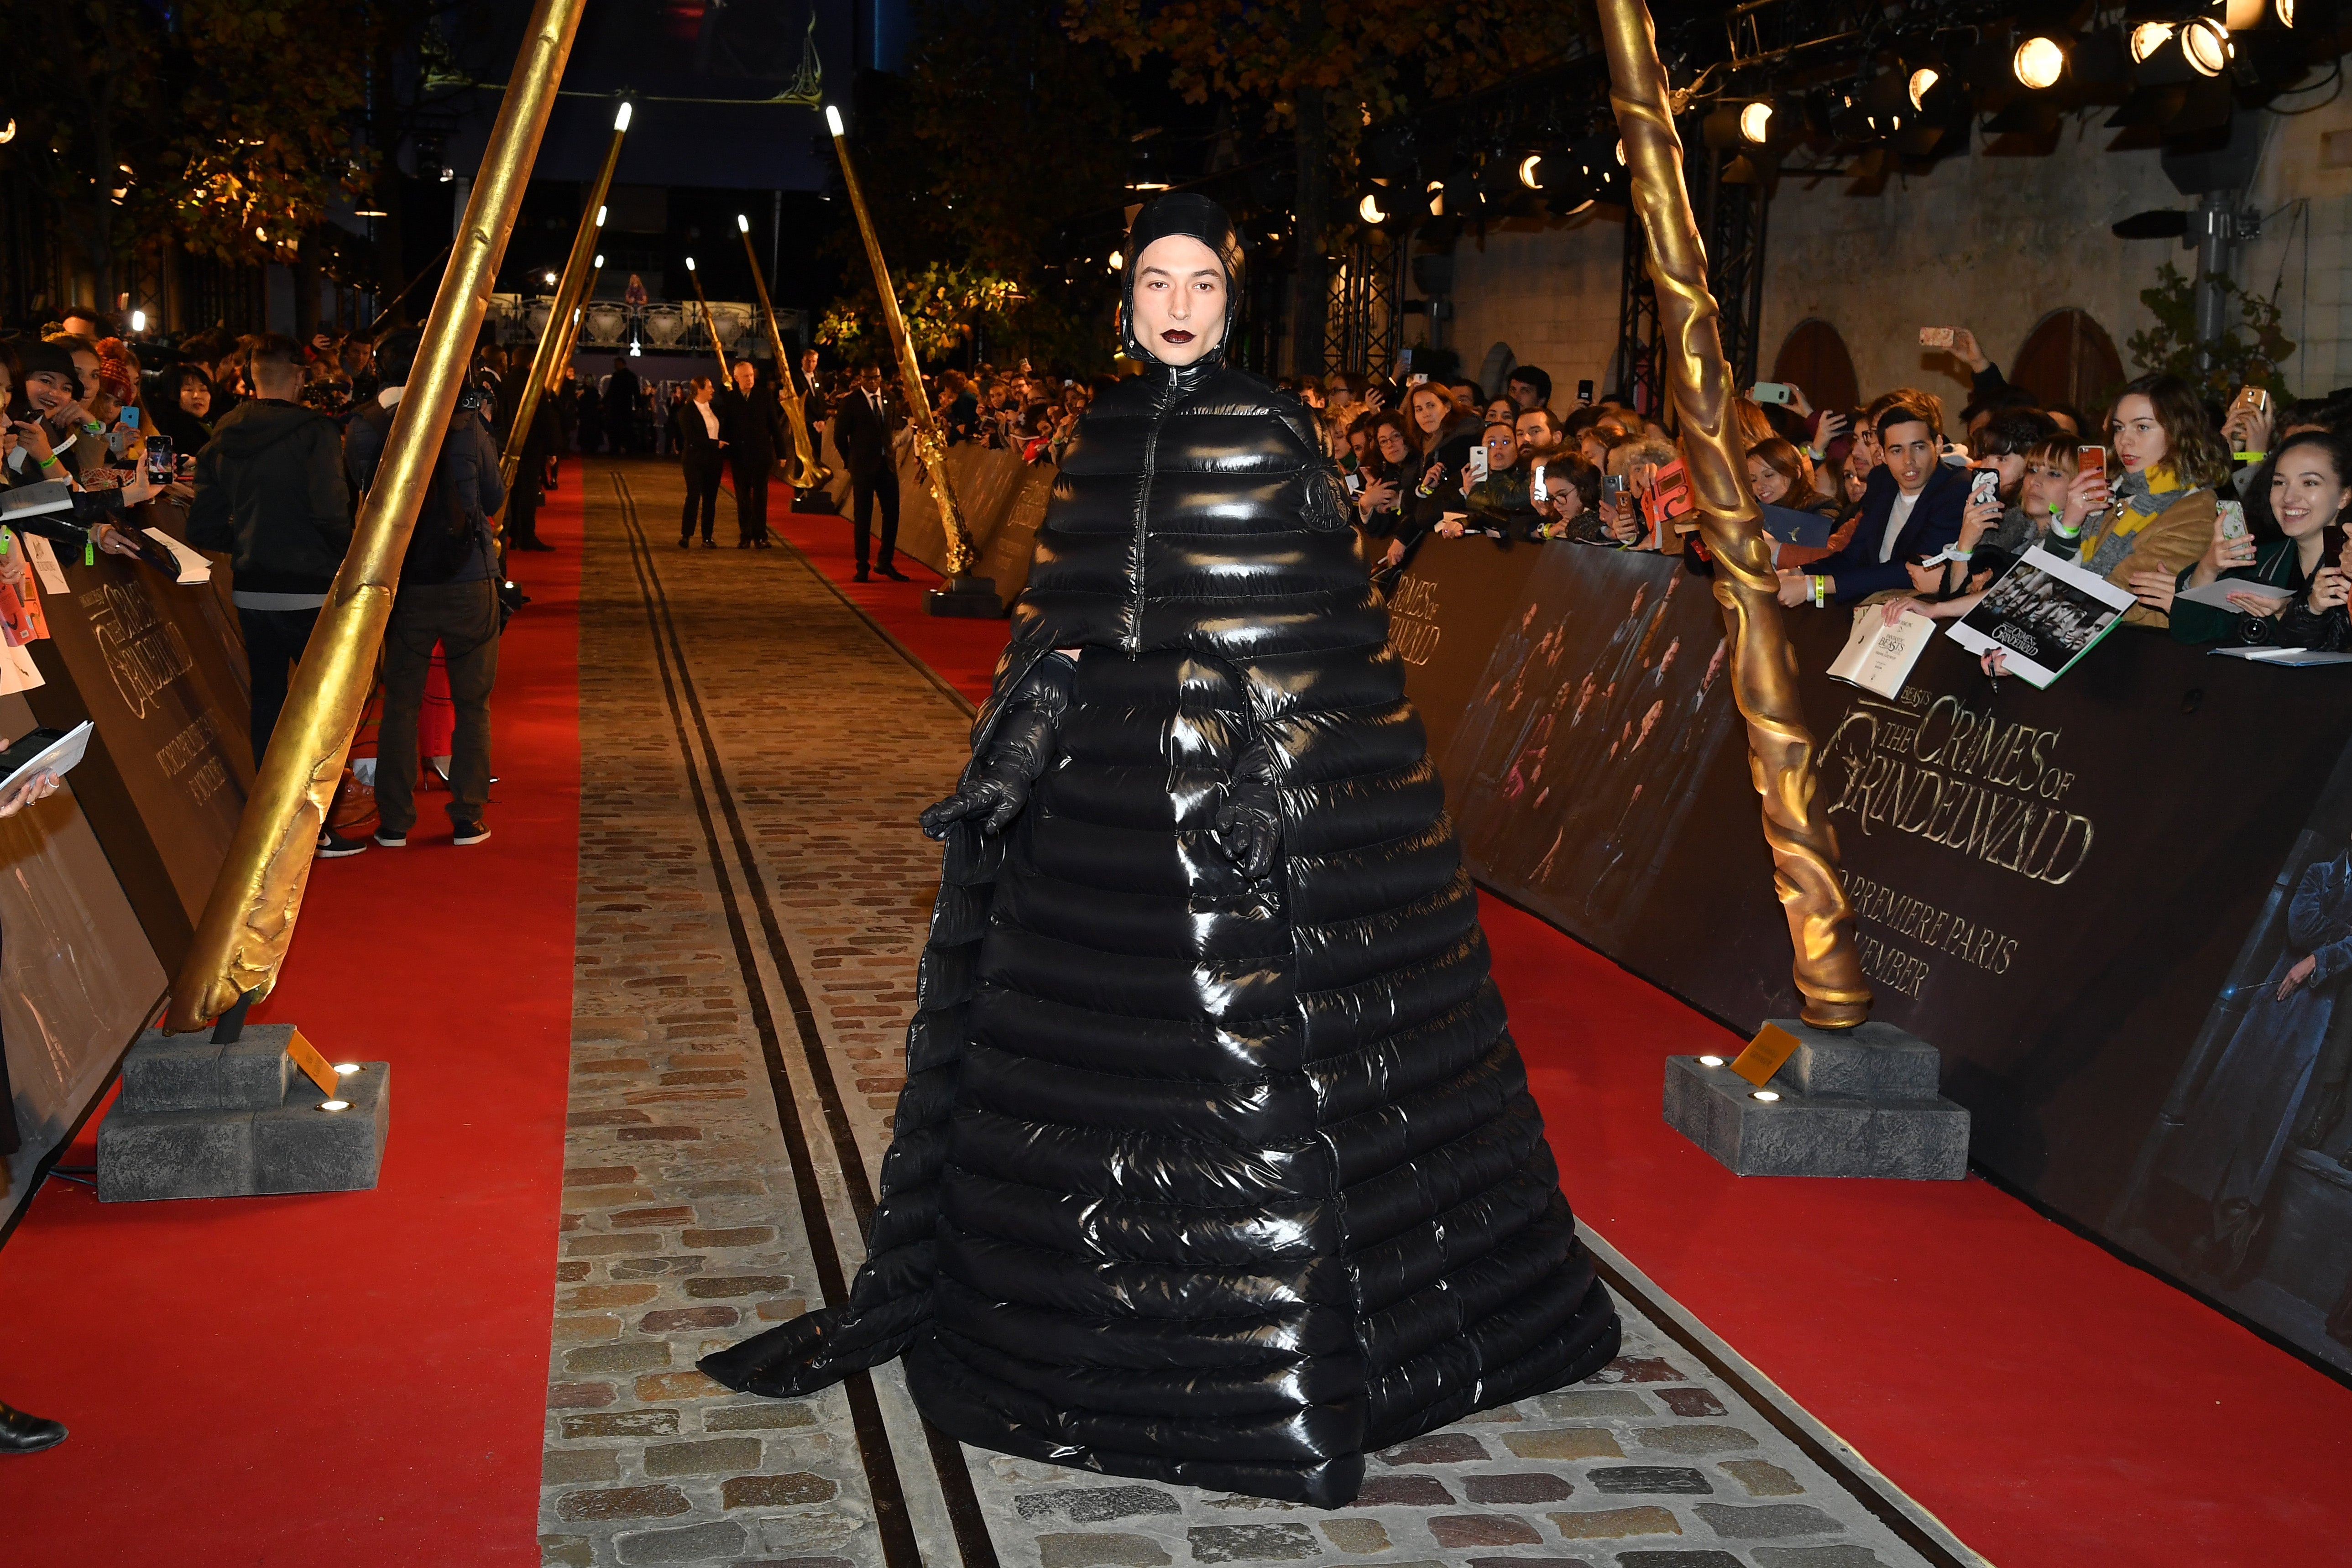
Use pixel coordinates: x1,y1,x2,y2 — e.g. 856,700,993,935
594,253,604,268
596,204,606,226
685,256,695,271
737,213,750,232
824,104,845,137
613,100,633,132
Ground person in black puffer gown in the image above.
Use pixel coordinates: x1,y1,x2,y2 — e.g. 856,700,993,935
700,194,1620,1507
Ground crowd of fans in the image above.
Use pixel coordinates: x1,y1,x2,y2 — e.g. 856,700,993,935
1237,334,2352,664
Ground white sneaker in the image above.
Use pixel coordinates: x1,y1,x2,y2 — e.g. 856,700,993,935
373,829,408,848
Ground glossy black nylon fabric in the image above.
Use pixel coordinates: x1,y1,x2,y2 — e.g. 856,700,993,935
700,360,1620,1506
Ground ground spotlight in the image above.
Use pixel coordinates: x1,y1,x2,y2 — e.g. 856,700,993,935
1699,1055,1726,1067
2012,36,2067,89
1751,1090,1782,1103
318,1099,351,1113
335,1063,361,1076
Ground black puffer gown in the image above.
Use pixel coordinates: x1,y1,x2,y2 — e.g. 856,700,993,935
702,356,1620,1507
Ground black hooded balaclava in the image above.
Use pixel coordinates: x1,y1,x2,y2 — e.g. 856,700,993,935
1117,194,1247,366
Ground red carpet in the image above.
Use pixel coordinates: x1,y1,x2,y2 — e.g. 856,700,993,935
0,483,585,1560
773,521,2352,1567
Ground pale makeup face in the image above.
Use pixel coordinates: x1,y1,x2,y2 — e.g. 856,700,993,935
2111,394,2167,474
2270,448,2350,541
1129,234,1228,366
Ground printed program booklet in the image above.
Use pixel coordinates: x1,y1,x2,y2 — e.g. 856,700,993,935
1829,606,1939,697
1946,546,2134,688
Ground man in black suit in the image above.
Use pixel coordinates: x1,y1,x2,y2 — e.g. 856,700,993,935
716,359,780,549
832,361,909,581
1777,403,1967,606
677,376,726,548
605,355,641,455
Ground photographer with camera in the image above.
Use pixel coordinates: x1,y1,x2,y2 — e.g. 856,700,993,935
339,329,507,852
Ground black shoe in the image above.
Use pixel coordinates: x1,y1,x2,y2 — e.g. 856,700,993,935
517,539,556,552
678,537,691,549
701,537,718,549
737,538,753,549
0,1403,68,1455
853,567,870,582
316,830,371,859
877,564,911,581
452,820,492,847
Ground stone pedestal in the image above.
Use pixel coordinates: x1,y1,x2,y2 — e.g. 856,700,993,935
98,1025,391,1202
1663,1018,1969,1180
926,575,1002,618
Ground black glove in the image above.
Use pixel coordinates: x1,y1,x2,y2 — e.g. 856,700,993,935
919,651,1073,840
1214,734,1283,879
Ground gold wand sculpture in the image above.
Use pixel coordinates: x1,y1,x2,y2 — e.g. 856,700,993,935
1596,0,1870,1029
500,98,632,494
165,0,589,1031
736,212,830,490
682,256,732,385
823,103,997,615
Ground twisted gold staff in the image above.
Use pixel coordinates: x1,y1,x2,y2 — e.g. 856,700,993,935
165,0,589,1031
501,99,632,495
736,212,830,490
1597,0,1870,1029
824,104,984,589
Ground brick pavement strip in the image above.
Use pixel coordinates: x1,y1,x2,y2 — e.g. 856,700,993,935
538,462,1951,1568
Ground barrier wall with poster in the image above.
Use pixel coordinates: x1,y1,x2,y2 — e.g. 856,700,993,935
0,499,252,1231
1396,535,2352,1378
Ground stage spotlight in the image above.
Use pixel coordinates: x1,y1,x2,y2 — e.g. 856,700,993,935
2130,21,2175,62
2276,0,2295,22
1739,102,1773,143
1518,153,1544,189
2183,18,2232,74
2224,0,2264,23
1427,179,1445,217
544,271,557,286
1907,69,1939,111
1359,192,1387,223
2012,36,2067,89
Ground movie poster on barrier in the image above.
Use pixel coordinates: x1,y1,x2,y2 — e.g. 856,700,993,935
1399,536,2352,1378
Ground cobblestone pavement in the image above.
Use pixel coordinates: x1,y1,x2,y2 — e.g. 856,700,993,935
539,461,1978,1568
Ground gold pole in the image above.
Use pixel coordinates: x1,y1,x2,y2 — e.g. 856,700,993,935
165,0,590,1032
547,259,599,394
500,99,631,493
1596,0,1870,1029
824,103,982,585
736,212,830,490
681,258,733,385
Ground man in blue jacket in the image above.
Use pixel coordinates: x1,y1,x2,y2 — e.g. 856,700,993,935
1778,403,1966,607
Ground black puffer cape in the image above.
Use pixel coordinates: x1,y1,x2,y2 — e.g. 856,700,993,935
702,357,1619,1506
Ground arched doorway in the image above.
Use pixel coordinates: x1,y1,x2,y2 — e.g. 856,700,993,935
2011,309,2125,418
1772,319,1859,417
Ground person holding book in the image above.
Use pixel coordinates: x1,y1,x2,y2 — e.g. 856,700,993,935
2049,374,2225,630
1775,402,1967,606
